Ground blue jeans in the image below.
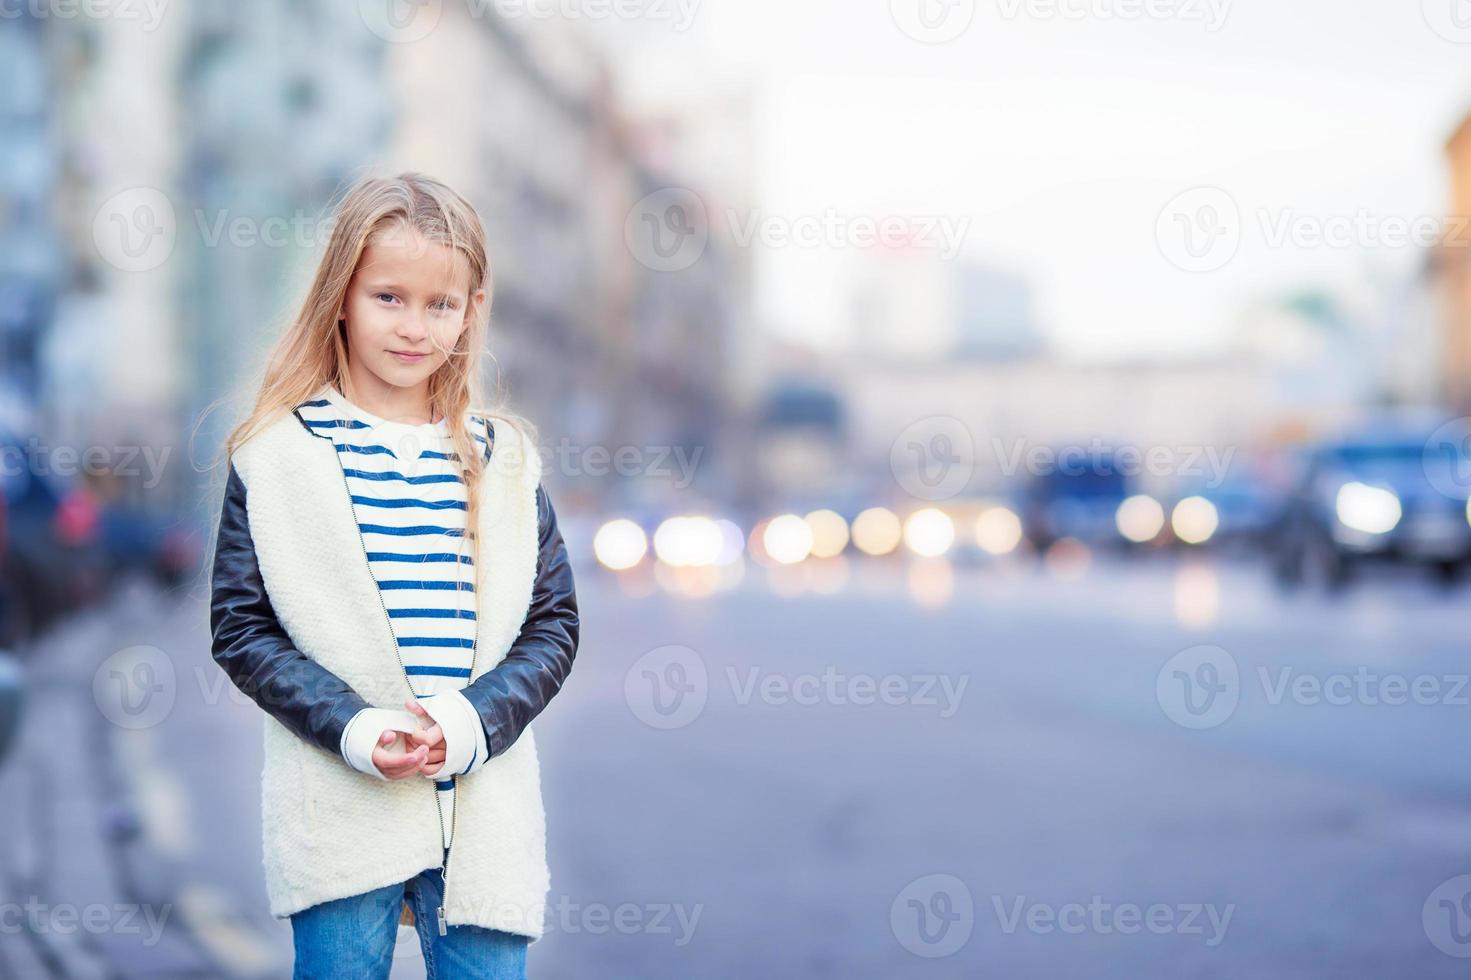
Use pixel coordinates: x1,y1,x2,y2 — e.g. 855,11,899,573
290,860,528,979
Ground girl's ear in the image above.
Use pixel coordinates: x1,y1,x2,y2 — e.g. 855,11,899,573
466,287,488,324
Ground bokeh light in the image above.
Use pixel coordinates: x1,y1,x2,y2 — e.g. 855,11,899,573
593,518,648,570
903,508,955,558
1115,495,1165,544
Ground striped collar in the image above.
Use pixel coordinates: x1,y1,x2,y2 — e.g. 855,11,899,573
291,385,496,462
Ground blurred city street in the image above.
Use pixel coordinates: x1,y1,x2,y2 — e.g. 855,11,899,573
11,2,1471,975
4,552,1470,978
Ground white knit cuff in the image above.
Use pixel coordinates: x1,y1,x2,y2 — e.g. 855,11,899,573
340,707,422,779
416,690,489,778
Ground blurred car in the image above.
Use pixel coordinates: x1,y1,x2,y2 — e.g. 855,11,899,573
1020,454,1139,551
0,491,9,646
0,429,110,642
1272,423,1471,589
96,500,203,588
0,423,203,645
1165,472,1284,551
0,650,21,770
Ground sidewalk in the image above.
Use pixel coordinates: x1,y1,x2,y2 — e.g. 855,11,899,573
0,579,276,979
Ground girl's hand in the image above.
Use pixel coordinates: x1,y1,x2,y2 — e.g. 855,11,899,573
405,699,447,775
371,728,429,780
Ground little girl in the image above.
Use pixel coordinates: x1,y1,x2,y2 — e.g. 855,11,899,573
209,172,580,979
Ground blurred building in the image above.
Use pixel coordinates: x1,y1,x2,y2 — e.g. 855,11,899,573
851,246,955,362
1438,110,1471,413
36,10,191,507
840,354,1281,498
180,0,394,462
755,370,848,506
954,262,1044,361
851,248,1043,364
386,10,743,508
625,84,758,506
0,11,61,423
12,4,747,519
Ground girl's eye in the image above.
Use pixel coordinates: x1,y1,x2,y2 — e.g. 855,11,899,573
431,300,457,312
375,292,399,304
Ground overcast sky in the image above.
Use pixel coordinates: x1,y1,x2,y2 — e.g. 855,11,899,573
585,0,1471,359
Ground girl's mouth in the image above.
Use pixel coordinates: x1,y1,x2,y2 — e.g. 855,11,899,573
389,350,429,363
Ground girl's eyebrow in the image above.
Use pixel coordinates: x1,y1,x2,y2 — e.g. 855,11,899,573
364,281,465,296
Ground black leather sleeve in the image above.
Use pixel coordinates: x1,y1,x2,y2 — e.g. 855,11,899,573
210,461,371,757
459,482,580,759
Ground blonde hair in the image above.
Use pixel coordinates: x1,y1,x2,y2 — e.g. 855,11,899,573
196,171,536,591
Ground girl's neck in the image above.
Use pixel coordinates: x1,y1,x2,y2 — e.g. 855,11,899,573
338,368,440,426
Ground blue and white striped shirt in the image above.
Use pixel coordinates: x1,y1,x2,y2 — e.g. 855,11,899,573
296,383,493,848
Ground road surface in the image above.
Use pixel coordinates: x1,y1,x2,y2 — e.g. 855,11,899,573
4,554,1469,978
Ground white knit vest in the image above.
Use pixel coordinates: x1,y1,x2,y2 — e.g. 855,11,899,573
230,406,549,940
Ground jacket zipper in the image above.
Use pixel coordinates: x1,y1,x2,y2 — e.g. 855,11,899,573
326,435,469,930
326,429,485,937
438,516,481,934
438,427,489,933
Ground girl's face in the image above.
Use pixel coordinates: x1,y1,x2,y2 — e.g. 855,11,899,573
338,225,485,412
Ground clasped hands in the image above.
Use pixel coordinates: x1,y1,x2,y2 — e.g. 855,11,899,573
372,698,449,780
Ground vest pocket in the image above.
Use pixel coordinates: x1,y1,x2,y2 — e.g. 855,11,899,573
262,723,320,852
299,755,319,837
